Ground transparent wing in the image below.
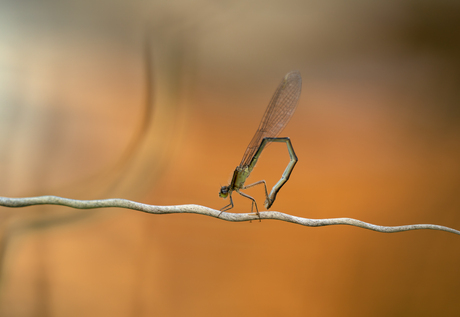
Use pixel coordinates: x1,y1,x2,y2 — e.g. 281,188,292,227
239,70,302,167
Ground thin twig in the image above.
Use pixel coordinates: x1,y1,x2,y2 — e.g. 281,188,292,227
0,196,459,235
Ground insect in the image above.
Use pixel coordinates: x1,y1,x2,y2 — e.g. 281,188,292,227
219,71,302,217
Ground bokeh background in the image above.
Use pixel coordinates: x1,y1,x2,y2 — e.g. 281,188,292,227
1,0,460,316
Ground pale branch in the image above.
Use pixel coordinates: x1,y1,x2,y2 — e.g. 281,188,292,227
0,195,459,235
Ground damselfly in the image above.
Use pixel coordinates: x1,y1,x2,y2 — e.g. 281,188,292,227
219,71,302,217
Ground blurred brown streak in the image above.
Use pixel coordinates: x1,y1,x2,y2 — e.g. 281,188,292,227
1,1,460,317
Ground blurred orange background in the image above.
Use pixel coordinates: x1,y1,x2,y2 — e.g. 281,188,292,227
0,1,460,316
